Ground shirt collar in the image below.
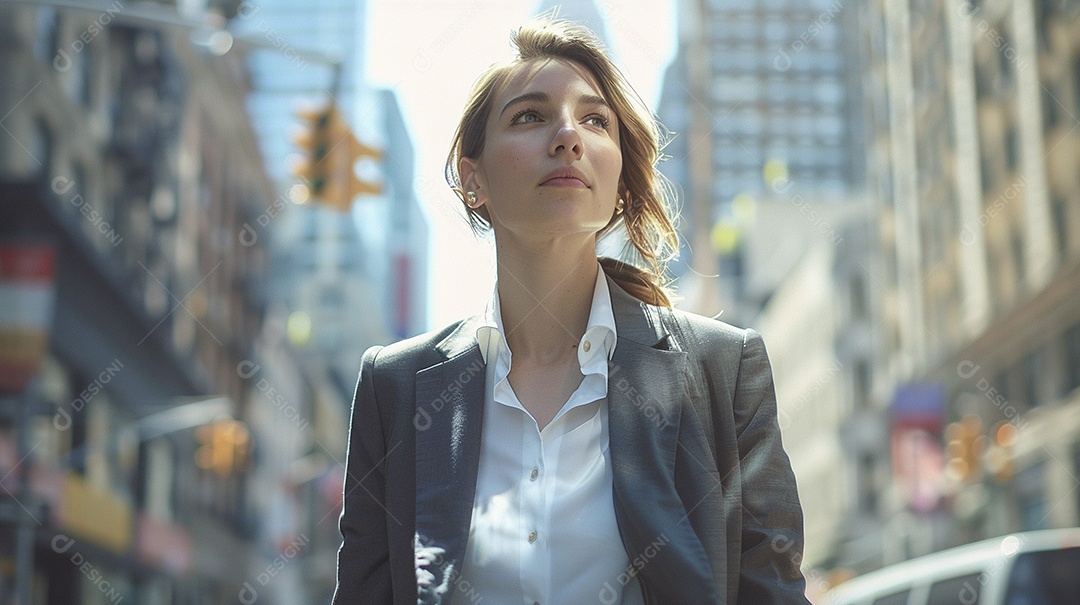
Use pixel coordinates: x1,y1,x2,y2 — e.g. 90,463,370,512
475,262,617,371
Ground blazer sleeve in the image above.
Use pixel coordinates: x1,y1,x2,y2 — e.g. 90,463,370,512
732,328,811,604
332,344,393,604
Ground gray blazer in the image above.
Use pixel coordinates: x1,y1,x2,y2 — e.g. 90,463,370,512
333,271,810,605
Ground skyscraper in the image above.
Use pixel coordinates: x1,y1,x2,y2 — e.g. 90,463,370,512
658,0,866,320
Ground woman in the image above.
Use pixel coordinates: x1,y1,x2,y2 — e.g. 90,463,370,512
333,19,810,605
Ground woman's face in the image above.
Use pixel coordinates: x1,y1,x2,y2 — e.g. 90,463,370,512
460,59,622,240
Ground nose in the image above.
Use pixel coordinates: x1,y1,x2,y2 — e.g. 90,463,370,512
548,120,583,160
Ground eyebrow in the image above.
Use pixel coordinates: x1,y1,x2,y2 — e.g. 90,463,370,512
498,92,611,118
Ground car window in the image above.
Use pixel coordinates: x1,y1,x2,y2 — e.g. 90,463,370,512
925,573,981,605
872,590,910,605
1005,547,1080,604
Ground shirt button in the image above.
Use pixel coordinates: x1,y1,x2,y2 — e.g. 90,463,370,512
528,531,537,543
530,467,539,481
582,340,591,353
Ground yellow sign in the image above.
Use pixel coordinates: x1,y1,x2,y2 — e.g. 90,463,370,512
59,473,133,552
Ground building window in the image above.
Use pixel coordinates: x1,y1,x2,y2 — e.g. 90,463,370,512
32,119,54,179
321,285,345,309
1074,54,1080,120
979,153,996,194
62,38,93,107
70,164,87,221
142,439,176,519
996,368,1012,406
66,373,90,476
1005,125,1020,172
879,169,894,207
850,274,867,320
995,28,1016,87
1073,442,1080,523
974,60,994,99
1035,1,1054,52
854,359,871,407
34,8,60,66
1043,85,1060,130
1052,195,1069,256
1015,461,1047,530
1065,322,1080,395
1022,349,1044,408
924,211,946,264
1011,230,1025,287
987,245,1005,312
858,453,877,513
875,86,890,129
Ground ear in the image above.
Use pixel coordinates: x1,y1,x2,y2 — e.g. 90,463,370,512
459,157,486,206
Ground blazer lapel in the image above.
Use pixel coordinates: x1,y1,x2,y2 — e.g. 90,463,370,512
413,316,486,604
605,275,719,603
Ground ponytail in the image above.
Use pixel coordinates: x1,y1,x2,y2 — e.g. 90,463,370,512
599,256,674,309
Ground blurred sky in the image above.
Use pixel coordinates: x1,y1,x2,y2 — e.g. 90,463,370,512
364,0,677,330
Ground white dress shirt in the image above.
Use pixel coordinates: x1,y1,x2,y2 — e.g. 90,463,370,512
457,262,645,605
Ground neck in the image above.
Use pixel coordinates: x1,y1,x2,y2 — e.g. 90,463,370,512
495,235,599,366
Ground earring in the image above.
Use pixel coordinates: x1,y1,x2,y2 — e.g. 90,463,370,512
465,191,478,208
615,198,625,215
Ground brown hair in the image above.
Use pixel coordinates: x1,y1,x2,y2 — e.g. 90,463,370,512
445,18,680,308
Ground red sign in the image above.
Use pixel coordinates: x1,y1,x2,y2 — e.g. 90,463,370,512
0,243,56,392
137,513,194,575
891,427,945,513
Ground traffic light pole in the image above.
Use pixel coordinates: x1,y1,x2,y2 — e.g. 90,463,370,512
0,377,44,605
330,62,344,99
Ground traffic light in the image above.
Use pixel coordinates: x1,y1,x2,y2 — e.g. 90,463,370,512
944,415,985,483
292,106,333,198
986,421,1017,482
291,103,382,211
195,419,252,476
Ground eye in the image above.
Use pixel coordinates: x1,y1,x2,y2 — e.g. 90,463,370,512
510,108,543,124
584,114,611,129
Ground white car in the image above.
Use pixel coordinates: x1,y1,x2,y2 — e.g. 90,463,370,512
824,528,1080,605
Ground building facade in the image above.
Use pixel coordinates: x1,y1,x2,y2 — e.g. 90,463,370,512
0,3,337,603
741,196,886,586
853,0,1080,573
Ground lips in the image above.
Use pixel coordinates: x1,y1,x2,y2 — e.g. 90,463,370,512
539,167,590,188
